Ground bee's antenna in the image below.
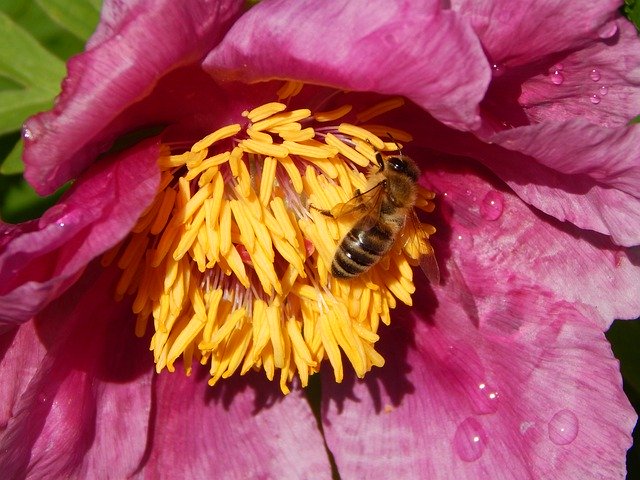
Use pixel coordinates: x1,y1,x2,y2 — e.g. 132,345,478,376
386,131,402,155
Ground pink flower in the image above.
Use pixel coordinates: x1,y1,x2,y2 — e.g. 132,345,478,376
2,0,640,478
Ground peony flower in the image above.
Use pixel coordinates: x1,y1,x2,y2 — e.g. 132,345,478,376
2,0,640,478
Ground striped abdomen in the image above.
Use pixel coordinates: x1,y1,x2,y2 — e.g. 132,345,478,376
331,207,406,279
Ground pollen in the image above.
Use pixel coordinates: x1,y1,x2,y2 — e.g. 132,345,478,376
107,84,437,393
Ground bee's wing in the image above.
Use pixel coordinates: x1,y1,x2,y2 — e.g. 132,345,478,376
419,249,440,285
446,259,479,326
401,210,440,284
328,181,386,230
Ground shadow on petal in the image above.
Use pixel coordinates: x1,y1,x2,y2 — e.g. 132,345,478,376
321,286,439,418
203,368,286,414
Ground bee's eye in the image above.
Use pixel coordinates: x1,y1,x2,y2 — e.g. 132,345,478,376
388,157,405,172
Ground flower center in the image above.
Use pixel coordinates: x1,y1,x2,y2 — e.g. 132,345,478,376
105,82,437,394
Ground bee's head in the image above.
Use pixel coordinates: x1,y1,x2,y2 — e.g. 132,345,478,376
385,154,420,182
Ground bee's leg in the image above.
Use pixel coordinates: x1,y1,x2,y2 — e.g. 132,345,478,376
309,204,335,218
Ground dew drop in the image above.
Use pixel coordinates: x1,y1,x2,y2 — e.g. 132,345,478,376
480,191,504,221
598,22,618,39
478,383,498,400
470,382,500,414
519,421,535,435
455,233,474,250
589,69,601,82
590,94,601,105
453,418,488,462
22,127,34,141
491,64,505,77
548,409,579,445
57,222,65,228
550,71,564,85
599,85,608,96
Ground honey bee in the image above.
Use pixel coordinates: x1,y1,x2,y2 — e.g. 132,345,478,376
316,150,439,283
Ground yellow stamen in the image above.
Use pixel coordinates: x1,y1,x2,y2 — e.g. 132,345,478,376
247,128,274,144
325,133,371,168
245,102,287,122
110,85,437,394
338,123,385,150
277,80,304,99
356,97,405,123
283,140,338,159
240,138,289,158
277,127,316,142
251,109,312,132
314,104,353,122
277,155,304,193
191,124,242,153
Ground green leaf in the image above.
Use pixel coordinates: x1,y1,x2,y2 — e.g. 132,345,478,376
0,136,23,174
0,2,101,174
0,11,66,90
0,173,69,222
607,319,640,395
631,114,640,125
0,11,70,133
624,0,640,30
0,1,86,60
36,0,101,41
0,89,57,135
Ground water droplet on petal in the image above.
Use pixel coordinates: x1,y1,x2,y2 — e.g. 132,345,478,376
453,418,488,462
22,127,34,141
548,409,579,445
599,85,608,96
520,421,535,435
455,233,474,250
598,22,618,39
550,71,564,85
589,69,601,82
470,382,500,414
491,64,505,77
57,222,65,228
480,191,504,221
590,94,601,105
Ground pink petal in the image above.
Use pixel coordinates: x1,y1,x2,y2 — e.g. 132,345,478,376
451,0,621,67
323,303,633,479
487,121,640,247
0,323,46,430
204,0,490,131
516,20,640,127
138,372,331,478
405,109,640,248
322,162,636,478
23,0,244,194
0,139,160,326
0,265,152,478
426,156,640,326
